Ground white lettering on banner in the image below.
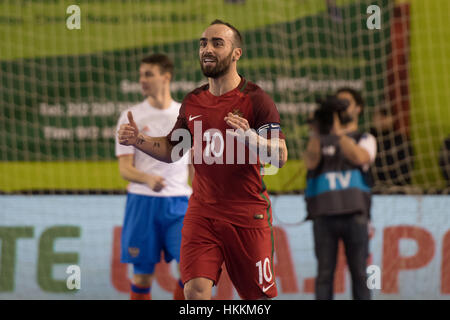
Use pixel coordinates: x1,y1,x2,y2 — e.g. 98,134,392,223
171,81,197,92
275,77,363,93
75,126,99,139
42,126,117,140
119,78,363,95
43,126,73,139
277,103,317,114
39,102,134,118
91,103,116,116
67,103,89,116
255,80,274,92
39,103,64,116
120,80,141,94
101,127,116,139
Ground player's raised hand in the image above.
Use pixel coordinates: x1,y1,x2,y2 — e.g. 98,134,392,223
224,112,250,132
118,111,140,146
224,112,257,148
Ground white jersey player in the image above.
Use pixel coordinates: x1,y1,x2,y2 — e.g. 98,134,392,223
115,54,192,300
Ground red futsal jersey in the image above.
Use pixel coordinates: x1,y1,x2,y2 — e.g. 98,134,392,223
167,77,285,228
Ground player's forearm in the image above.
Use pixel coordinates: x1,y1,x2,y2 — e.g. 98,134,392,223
304,136,321,170
338,134,370,166
119,164,152,185
255,135,288,168
133,133,174,163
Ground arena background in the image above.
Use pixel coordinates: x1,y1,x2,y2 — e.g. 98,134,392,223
0,0,449,299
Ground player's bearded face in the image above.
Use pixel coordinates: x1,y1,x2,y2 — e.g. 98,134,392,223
200,48,234,79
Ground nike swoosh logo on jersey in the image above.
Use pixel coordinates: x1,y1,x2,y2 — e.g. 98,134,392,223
189,115,202,121
262,282,274,293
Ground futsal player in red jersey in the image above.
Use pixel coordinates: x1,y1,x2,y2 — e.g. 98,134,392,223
118,20,288,300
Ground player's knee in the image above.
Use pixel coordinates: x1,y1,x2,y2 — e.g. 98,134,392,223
184,278,213,300
133,274,154,287
184,285,208,300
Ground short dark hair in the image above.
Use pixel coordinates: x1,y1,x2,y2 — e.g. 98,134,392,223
140,53,174,78
209,19,243,48
336,87,365,110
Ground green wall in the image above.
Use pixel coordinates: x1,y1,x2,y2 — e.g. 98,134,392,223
408,0,450,187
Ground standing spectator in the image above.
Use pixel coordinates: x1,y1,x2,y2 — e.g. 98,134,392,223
304,89,376,300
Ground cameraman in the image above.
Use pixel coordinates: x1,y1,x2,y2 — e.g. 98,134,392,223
304,88,376,300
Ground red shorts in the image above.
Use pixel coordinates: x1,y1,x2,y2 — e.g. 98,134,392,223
180,215,277,300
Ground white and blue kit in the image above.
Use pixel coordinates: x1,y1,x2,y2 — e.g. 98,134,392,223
115,100,192,274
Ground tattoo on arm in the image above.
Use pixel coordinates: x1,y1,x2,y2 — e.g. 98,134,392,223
262,138,285,163
135,135,145,145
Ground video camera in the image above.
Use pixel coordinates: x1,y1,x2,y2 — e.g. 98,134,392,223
308,95,352,135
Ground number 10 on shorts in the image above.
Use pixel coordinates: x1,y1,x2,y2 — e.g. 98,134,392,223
256,257,273,285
